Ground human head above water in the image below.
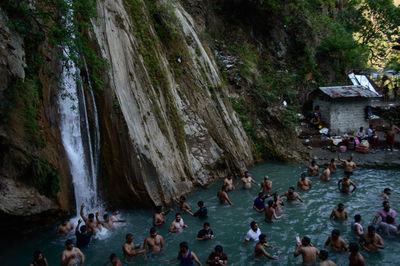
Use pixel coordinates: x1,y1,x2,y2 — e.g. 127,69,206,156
354,214,361,222
302,236,311,246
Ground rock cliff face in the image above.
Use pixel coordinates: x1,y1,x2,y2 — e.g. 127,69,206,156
92,0,254,207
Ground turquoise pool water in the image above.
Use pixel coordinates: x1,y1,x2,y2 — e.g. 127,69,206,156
1,162,400,265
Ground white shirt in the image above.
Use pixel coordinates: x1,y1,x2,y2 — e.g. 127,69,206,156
245,228,261,241
367,128,373,137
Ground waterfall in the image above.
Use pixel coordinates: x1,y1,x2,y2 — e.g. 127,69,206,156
57,1,101,213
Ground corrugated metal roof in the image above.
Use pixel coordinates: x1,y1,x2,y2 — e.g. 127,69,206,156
318,85,381,98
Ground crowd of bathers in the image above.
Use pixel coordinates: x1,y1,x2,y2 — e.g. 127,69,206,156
29,158,398,266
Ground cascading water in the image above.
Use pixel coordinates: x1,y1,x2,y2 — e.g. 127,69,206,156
57,0,101,213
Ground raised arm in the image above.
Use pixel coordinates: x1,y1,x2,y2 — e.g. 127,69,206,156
80,203,89,224
76,219,82,233
96,212,105,226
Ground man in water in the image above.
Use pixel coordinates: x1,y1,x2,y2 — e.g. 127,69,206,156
217,185,234,206
197,222,214,241
169,213,187,233
30,251,49,266
56,219,74,236
61,239,85,265
172,196,194,215
373,200,397,225
279,187,304,202
348,243,366,266
338,155,356,175
265,199,283,223
377,215,399,236
380,188,391,200
337,174,356,193
103,253,122,266
96,213,120,230
294,236,319,265
153,206,173,226
317,250,336,266
260,175,272,194
223,173,235,191
165,241,202,265
122,233,146,258
245,221,261,243
206,245,228,266
110,208,126,223
80,203,101,234
307,160,319,176
351,214,364,237
253,192,266,213
297,173,312,191
255,234,280,260
324,229,348,253
143,227,164,253
385,122,400,152
359,226,384,252
193,200,207,218
320,165,331,181
328,159,337,174
330,203,348,224
235,171,258,189
75,219,93,249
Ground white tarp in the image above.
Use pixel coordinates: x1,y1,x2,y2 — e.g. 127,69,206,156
348,73,378,94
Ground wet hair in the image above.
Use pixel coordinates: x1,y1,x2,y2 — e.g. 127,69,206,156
103,214,109,220
384,188,391,193
109,253,117,260
65,239,73,246
111,207,118,213
259,234,266,242
150,227,157,234
368,225,375,232
156,206,163,213
88,213,94,219
301,172,306,177
175,213,182,217
354,214,361,222
250,221,257,228
258,192,264,197
302,236,311,245
80,225,87,233
204,222,210,227
332,229,340,236
360,127,364,130
61,219,68,224
268,199,274,207
386,215,395,224
244,171,249,174
319,249,328,259
33,250,42,260
215,245,223,253
227,173,233,177
180,196,186,201
289,186,295,191
383,200,389,206
338,203,344,208
349,242,359,252
179,241,189,250
343,174,349,178
126,233,133,239
330,158,335,162
311,160,316,165
198,200,204,207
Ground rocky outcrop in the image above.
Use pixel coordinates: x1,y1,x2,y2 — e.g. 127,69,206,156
91,0,254,207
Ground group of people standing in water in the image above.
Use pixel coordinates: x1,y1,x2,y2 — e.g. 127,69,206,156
30,155,397,266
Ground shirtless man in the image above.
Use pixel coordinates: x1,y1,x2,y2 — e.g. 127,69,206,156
260,175,272,194
307,160,319,176
122,233,146,258
223,173,235,191
337,175,356,193
380,188,391,200
359,226,384,252
255,234,280,260
320,166,331,181
96,213,117,230
143,227,164,253
297,173,312,191
330,203,348,224
153,206,173,226
324,229,347,253
385,122,400,152
61,239,85,266
103,253,122,266
279,187,304,203
294,236,319,265
265,200,283,223
348,243,366,266
328,159,337,174
338,155,357,175
169,213,187,233
272,194,284,212
57,220,74,236
235,171,258,189
110,208,126,223
80,203,101,234
217,185,234,206
172,196,193,215
317,250,336,266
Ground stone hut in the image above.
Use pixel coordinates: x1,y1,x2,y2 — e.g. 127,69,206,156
310,85,381,135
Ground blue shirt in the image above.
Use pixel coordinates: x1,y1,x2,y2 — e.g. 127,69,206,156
253,197,265,210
